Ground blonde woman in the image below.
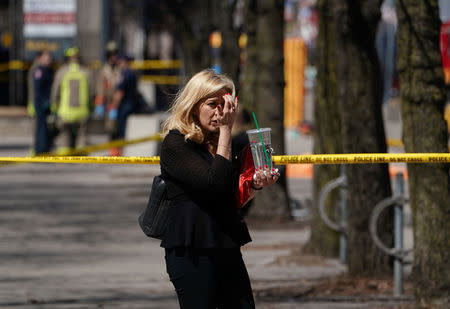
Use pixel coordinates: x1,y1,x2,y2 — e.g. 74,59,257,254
160,69,279,308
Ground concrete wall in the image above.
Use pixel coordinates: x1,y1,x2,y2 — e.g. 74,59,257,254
76,0,102,62
124,113,168,157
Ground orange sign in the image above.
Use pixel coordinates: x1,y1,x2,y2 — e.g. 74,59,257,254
284,39,307,128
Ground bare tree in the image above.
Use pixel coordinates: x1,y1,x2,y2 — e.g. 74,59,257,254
396,0,450,304
167,0,241,82
167,0,212,77
306,0,393,275
242,0,290,219
214,0,241,84
334,0,393,276
304,0,342,257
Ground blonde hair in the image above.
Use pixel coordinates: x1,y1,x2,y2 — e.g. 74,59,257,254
162,69,235,144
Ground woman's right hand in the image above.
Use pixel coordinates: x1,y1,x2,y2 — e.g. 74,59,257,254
252,165,280,190
216,93,238,130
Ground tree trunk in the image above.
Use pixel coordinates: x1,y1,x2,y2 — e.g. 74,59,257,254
216,0,241,85
168,0,241,83
168,0,212,78
243,0,290,220
241,0,258,113
396,0,450,304
304,0,341,257
333,0,393,276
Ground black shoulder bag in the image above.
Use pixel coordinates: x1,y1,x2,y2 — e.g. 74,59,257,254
138,175,171,239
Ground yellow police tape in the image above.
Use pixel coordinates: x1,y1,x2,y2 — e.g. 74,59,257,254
386,139,404,147
131,60,182,70
140,75,180,85
1,153,449,165
0,156,161,165
273,153,450,165
0,62,9,72
67,133,163,156
0,59,182,72
0,60,30,72
0,133,163,167
0,60,182,85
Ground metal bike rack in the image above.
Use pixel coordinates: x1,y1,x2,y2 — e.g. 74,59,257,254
318,165,348,263
369,172,412,297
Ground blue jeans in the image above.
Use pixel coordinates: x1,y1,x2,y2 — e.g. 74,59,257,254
34,107,50,154
117,103,135,139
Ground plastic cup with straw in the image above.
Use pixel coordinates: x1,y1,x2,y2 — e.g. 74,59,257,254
251,112,272,171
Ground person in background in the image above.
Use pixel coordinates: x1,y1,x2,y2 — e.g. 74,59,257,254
94,41,120,118
159,69,279,308
51,47,94,155
26,52,40,155
32,50,54,154
108,54,138,156
27,53,40,119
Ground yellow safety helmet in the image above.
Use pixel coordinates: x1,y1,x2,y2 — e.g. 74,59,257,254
105,41,118,52
64,47,79,58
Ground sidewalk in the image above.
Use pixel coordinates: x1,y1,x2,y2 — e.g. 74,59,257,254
0,101,419,308
0,160,416,308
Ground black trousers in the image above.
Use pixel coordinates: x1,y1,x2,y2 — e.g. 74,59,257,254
164,247,255,309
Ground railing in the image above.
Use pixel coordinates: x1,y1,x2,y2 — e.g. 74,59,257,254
318,168,413,296
318,165,348,263
369,172,412,297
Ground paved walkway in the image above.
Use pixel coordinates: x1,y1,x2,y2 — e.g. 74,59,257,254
0,102,417,308
0,161,415,308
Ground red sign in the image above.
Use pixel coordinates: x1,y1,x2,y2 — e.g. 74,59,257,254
24,13,76,24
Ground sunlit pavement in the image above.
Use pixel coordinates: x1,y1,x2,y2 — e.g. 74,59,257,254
0,162,341,308
0,102,417,308
0,159,416,308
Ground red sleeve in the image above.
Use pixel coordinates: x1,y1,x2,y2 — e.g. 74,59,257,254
235,144,255,208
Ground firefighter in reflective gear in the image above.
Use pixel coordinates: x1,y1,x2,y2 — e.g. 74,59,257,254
94,41,120,118
51,47,94,155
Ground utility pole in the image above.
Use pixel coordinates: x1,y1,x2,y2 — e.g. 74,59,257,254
8,0,24,106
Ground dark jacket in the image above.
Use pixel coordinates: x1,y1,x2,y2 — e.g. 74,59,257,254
116,67,138,108
160,130,252,249
33,65,54,114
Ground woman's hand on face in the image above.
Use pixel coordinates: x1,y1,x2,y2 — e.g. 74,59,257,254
216,93,238,130
252,165,280,190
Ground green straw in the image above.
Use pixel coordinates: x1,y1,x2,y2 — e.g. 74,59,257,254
252,112,272,170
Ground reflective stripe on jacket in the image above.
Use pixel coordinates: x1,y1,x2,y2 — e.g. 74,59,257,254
58,63,89,122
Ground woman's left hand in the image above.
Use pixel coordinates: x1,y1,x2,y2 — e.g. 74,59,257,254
216,93,238,130
252,165,280,190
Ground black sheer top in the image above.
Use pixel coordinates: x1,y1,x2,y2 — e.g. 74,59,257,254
159,130,252,248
